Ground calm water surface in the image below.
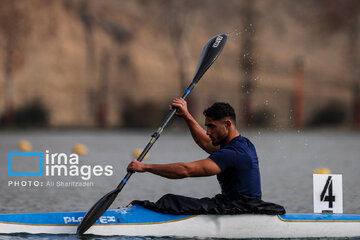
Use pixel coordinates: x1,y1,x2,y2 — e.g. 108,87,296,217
0,129,359,239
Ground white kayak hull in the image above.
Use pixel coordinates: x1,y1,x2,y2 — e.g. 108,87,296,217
0,204,359,238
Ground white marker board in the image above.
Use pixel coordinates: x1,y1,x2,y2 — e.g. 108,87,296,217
313,174,343,213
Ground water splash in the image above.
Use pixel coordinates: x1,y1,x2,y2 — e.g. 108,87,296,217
231,23,254,37
244,23,255,34
226,27,242,41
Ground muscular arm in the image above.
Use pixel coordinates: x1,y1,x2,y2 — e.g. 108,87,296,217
172,98,219,154
127,158,221,179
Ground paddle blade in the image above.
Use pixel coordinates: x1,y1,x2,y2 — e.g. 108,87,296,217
77,189,119,234
192,33,227,83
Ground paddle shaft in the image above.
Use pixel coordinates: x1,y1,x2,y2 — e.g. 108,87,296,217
115,81,196,193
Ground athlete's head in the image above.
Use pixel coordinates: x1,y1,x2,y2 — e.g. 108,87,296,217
203,102,236,123
203,102,236,146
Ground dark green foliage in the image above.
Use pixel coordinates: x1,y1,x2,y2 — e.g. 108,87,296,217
0,99,49,128
122,100,169,128
251,108,273,127
308,100,347,127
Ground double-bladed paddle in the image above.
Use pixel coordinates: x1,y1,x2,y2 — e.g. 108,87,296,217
77,33,227,234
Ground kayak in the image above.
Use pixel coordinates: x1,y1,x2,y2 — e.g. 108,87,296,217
0,204,360,238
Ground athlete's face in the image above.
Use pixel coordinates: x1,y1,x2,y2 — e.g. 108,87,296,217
205,117,230,146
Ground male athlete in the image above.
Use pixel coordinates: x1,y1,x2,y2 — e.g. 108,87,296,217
127,98,284,214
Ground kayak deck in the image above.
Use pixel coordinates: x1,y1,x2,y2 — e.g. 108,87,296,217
279,213,360,221
0,204,359,238
0,205,192,225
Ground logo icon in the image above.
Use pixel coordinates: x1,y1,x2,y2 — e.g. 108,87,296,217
212,36,224,48
8,150,44,176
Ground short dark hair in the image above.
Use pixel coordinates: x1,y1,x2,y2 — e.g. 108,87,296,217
203,102,236,122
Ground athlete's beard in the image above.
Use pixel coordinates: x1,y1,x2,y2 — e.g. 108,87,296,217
211,135,227,146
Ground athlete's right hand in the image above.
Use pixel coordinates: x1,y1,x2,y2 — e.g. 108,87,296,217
127,160,146,173
170,98,190,118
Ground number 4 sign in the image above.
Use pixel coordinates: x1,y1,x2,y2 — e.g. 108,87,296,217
313,174,343,213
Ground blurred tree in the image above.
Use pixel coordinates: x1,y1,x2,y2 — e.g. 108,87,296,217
0,98,48,128
135,0,202,117
252,107,274,128
64,0,133,127
166,1,192,93
285,0,360,128
0,1,30,127
13,99,49,128
78,0,97,126
307,100,347,127
347,4,360,128
166,1,200,115
240,1,257,127
315,0,360,128
122,98,167,128
97,49,110,128
292,57,305,129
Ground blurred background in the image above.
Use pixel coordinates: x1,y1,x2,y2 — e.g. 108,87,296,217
0,0,360,216
0,0,359,130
